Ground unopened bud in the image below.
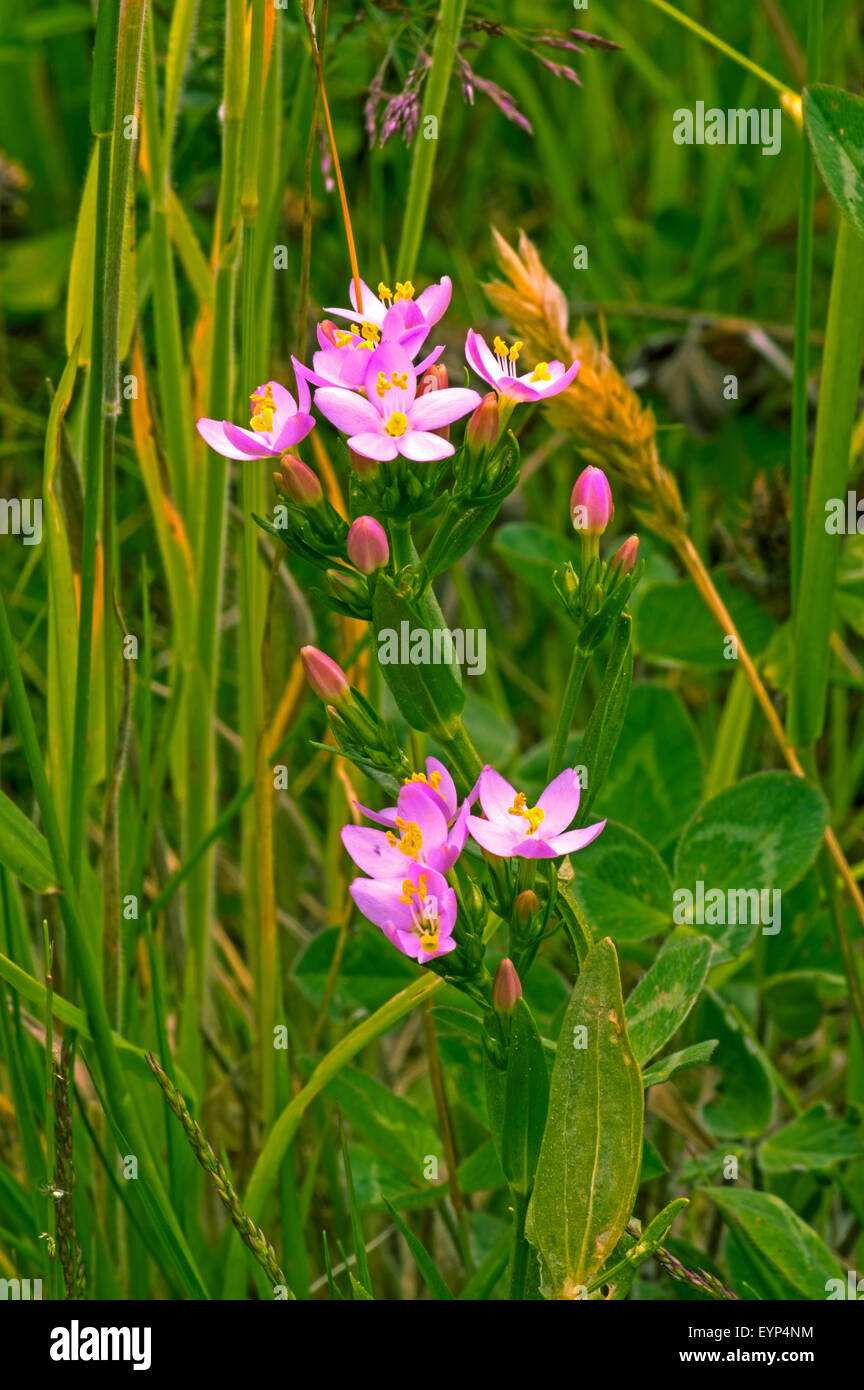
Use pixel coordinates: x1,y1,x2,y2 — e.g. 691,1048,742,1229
349,447,379,480
466,392,500,452
514,889,539,922
492,958,522,1014
571,466,613,536
275,454,322,505
347,516,389,573
318,319,340,346
300,646,349,703
611,534,639,574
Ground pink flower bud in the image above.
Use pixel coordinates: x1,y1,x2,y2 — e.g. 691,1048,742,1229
275,454,322,505
571,466,614,536
492,958,522,1014
318,319,340,346
300,646,349,704
348,448,379,480
514,889,539,922
347,516,389,573
612,534,639,574
466,392,500,452
418,363,450,441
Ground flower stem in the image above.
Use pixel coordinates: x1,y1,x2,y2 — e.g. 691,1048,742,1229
547,646,591,782
645,0,798,100
508,1190,531,1300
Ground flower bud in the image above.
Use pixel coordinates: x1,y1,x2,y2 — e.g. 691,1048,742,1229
514,889,539,922
275,453,322,505
611,534,639,574
418,363,450,440
300,646,349,704
571,466,613,536
492,958,522,1014
466,391,500,452
347,516,389,573
349,447,379,480
318,319,340,346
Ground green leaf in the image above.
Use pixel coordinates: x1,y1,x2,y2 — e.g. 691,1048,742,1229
382,1197,454,1300
567,820,673,943
294,925,415,1017
633,571,775,668
804,85,864,242
372,573,465,735
492,522,575,599
0,787,58,892
641,1040,718,1088
483,999,549,1195
703,1187,842,1300
339,1116,372,1297
626,934,713,1066
593,686,702,851
758,1104,864,1174
574,613,633,826
526,938,643,1298
673,772,828,958
315,1063,439,1178
699,993,774,1138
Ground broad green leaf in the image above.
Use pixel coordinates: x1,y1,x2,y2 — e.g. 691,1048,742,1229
526,938,643,1298
699,993,774,1138
634,571,775,668
294,924,415,1018
641,1039,718,1088
703,1187,842,1300
313,1063,438,1178
594,685,702,850
459,692,518,767
0,787,57,892
492,522,574,598
758,1104,864,1174
568,820,673,943
673,772,828,958
804,85,864,242
626,934,713,1065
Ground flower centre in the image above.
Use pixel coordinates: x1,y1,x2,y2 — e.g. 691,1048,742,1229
360,321,381,343
529,362,552,383
376,370,409,398
492,335,523,378
385,410,409,438
334,328,375,353
508,791,545,835
378,280,416,304
249,384,276,433
387,816,423,857
397,874,440,951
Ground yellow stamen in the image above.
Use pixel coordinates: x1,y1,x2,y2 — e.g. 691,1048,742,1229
493,335,509,357
361,321,380,343
406,770,443,791
386,816,423,857
529,362,552,382
376,370,409,398
394,280,415,301
398,872,428,904
508,792,545,835
385,411,409,437
508,340,523,363
419,928,439,952
378,281,393,301
249,383,276,433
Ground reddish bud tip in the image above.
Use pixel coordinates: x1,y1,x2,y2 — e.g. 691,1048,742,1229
347,516,389,573
466,392,500,452
300,646,349,703
492,958,522,1014
571,466,614,536
275,454,322,505
612,534,639,574
318,319,340,346
418,363,449,394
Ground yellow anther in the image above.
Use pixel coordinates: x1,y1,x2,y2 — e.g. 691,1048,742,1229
376,371,390,398
508,340,523,362
406,769,444,793
394,280,415,301
429,770,442,789
508,792,545,835
398,872,428,904
529,362,552,383
419,928,439,952
378,282,393,300
249,384,276,433
493,335,509,357
385,411,409,437
361,321,381,343
335,329,355,348
386,816,423,858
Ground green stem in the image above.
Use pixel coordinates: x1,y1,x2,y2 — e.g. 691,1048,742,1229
395,0,467,279
507,1190,531,1300
645,0,798,99
547,647,591,782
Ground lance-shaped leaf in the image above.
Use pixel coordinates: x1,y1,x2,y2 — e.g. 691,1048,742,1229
526,937,643,1298
483,998,549,1195
703,1187,842,1300
626,934,713,1066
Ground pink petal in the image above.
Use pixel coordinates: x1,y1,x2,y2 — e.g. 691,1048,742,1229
425,757,457,818
314,386,382,434
348,278,385,322
466,815,522,857
354,800,399,828
477,766,521,825
396,783,449,850
223,422,277,457
269,412,315,452
398,431,454,462
537,768,582,836
465,330,501,387
341,826,406,878
414,344,446,376
364,342,417,410
416,276,452,324
267,381,299,419
197,418,266,461
408,387,481,431
348,431,399,461
350,876,413,932
547,820,607,855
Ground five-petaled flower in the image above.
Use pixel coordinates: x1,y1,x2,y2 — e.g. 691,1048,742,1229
327,275,452,342
465,329,580,402
314,343,481,462
197,378,315,460
349,861,457,962
343,777,469,877
467,766,605,858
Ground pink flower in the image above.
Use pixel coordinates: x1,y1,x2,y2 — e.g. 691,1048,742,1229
466,766,605,859
465,329,580,402
327,276,452,338
197,378,315,460
314,343,481,463
354,757,466,828
293,321,444,393
349,861,458,962
342,778,469,877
